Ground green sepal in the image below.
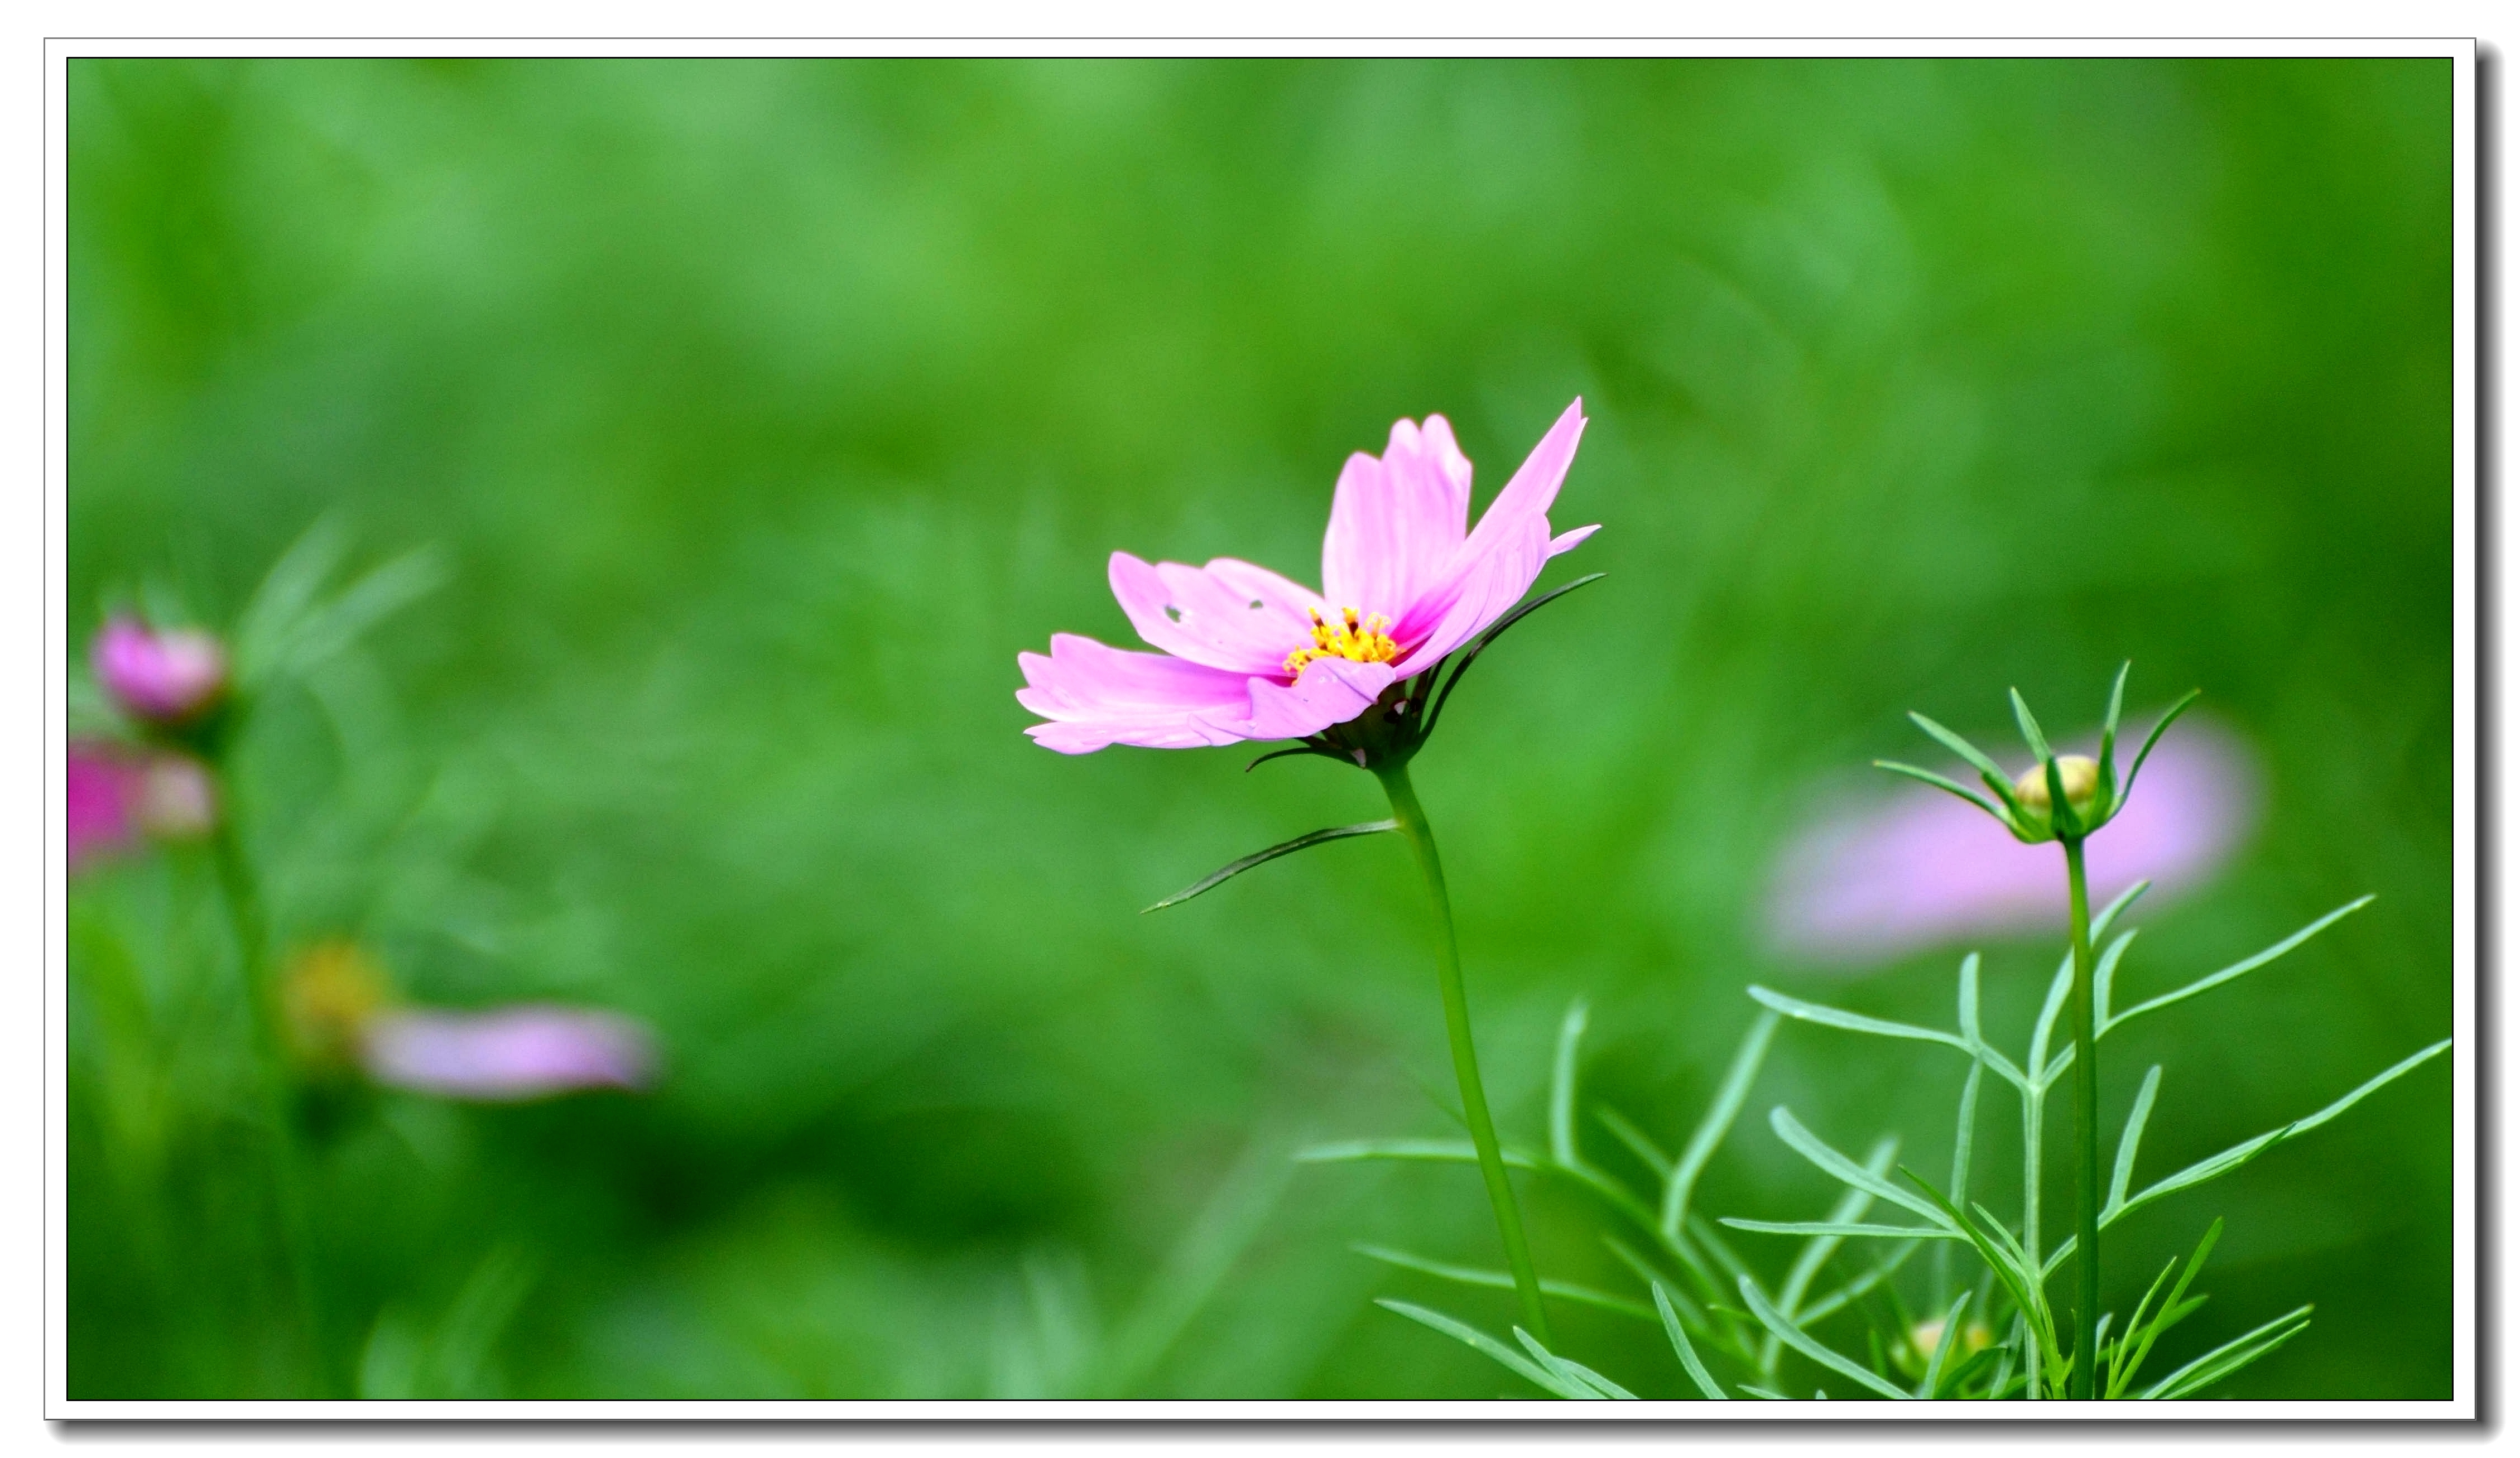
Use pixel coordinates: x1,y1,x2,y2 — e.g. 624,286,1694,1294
2119,687,2202,812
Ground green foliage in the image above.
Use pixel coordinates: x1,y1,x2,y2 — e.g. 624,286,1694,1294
68,56,2454,1398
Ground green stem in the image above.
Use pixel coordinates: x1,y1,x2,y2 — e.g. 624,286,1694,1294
208,770,333,1394
2063,835,2100,1401
1375,761,1551,1345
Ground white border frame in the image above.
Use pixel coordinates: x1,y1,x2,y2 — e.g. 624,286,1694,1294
39,34,2479,1422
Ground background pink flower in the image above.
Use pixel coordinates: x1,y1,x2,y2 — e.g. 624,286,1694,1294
67,742,140,871
362,1005,657,1101
66,741,217,872
92,615,228,725
1764,716,2260,966
1018,401,1598,753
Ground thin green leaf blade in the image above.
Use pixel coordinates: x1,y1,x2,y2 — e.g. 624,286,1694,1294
1350,1244,1654,1321
1653,1282,1728,1399
1735,1277,1910,1399
1767,1109,1954,1231
2103,897,2377,1035
2139,1306,2312,1399
1293,1138,1543,1171
1746,988,1969,1055
1719,1219,1958,1242
1549,998,1590,1168
2114,1042,2450,1222
2105,1066,2163,1220
1375,1300,1571,1396
1663,1009,1781,1234
1144,820,1400,912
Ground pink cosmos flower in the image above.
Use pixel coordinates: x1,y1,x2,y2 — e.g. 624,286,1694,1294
284,941,658,1101
92,615,229,726
67,742,140,871
66,740,218,872
362,1006,657,1101
1018,401,1598,753
1764,718,2258,966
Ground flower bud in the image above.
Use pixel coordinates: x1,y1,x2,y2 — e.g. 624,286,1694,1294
2013,754,2099,817
91,615,228,727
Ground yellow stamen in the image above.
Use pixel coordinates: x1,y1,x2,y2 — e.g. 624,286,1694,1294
1283,606,1399,677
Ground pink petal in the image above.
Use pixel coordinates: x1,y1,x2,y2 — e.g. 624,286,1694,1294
1764,720,2259,968
1017,633,1257,753
1389,399,1592,667
1198,657,1398,744
1109,553,1313,675
1320,415,1475,618
362,1005,657,1101
91,616,228,724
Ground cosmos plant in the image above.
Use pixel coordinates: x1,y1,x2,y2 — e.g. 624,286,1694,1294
1322,667,2447,1401
1021,399,1600,1340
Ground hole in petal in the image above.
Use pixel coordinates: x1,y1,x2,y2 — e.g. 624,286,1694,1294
1163,604,1182,622
1247,599,1263,610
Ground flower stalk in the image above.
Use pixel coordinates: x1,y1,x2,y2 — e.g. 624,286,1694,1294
1375,761,1552,1345
2063,833,2099,1401
206,763,334,1392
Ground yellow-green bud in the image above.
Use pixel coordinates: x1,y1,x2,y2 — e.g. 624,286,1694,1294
2013,754,2099,816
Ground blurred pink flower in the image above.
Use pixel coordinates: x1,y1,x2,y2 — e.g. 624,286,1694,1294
66,740,217,872
362,1005,657,1101
92,614,228,726
1018,401,1598,753
67,742,139,870
1765,717,2259,966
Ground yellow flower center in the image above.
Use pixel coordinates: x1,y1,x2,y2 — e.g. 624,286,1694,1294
1284,607,1399,677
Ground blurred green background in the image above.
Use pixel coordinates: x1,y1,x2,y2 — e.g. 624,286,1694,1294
65,57,2454,1399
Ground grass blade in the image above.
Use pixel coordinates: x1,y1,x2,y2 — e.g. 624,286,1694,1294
1662,1009,1781,1235
2110,1219,2220,1398
1350,1244,1655,1321
2104,1066,2163,1220
1917,1289,1973,1398
1293,1138,1542,1170
1720,1219,1958,1242
1514,1328,1637,1400
2113,1041,2450,1223
1653,1282,1728,1398
2027,950,2076,1090
1595,1107,1673,1181
1735,1277,1910,1399
1795,1240,1922,1327
1376,1300,1574,1396
2139,1306,2312,1399
1549,999,1589,1168
2090,878,2152,942
1747,988,1971,1057
2093,929,2138,1033
1767,1109,1955,1231
2101,897,2377,1035
1144,820,1399,911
